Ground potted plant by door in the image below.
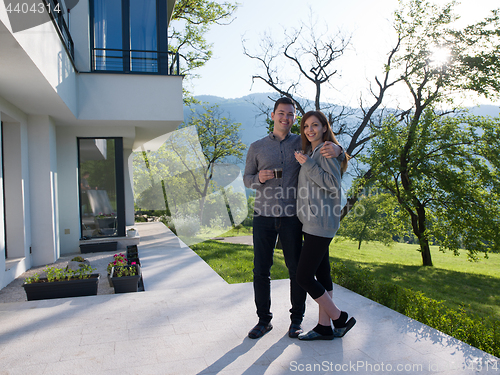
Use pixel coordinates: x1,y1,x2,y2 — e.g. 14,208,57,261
23,264,100,301
110,263,141,293
107,253,128,287
127,228,137,237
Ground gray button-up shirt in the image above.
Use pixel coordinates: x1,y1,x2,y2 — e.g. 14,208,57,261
243,133,301,217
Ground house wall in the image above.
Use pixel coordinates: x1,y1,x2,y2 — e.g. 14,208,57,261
3,122,28,261
28,115,60,266
0,9,79,116
77,74,184,121
0,0,184,289
0,99,33,288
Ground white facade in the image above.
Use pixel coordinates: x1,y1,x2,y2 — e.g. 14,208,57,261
0,0,183,289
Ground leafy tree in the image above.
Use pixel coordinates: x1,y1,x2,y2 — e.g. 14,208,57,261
244,0,500,223
178,105,246,222
184,105,246,167
363,110,500,265
134,105,246,227
169,0,238,101
246,0,500,266
448,8,500,98
336,192,407,249
358,0,500,266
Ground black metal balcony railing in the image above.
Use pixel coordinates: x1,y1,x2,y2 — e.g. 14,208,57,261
91,48,181,76
42,0,75,62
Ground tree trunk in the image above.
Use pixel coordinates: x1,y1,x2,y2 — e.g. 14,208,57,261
419,238,433,266
340,169,372,220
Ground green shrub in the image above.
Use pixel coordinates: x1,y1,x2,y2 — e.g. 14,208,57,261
331,261,499,357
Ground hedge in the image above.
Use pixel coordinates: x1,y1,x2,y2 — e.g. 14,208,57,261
331,261,500,357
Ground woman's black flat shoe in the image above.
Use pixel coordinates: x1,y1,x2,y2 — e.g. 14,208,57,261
298,330,334,341
333,317,356,338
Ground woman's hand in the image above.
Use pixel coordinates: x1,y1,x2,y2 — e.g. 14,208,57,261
294,151,308,165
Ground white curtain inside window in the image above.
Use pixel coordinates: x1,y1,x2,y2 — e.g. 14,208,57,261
130,0,157,72
93,0,122,70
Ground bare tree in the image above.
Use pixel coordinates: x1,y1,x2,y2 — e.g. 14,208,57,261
243,17,404,219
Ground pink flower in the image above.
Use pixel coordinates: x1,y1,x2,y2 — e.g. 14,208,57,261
131,262,136,265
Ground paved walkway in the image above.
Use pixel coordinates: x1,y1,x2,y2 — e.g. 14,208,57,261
0,222,498,375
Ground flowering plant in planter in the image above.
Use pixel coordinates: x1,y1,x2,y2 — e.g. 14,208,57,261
107,253,127,274
110,263,141,293
113,262,138,277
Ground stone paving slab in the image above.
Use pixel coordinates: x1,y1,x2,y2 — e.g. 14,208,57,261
0,222,498,375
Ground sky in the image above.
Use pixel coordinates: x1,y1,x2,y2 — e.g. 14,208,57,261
184,0,500,108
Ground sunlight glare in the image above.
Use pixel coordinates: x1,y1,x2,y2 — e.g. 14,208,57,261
429,47,451,67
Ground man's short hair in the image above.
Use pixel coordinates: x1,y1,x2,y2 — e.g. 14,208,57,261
273,97,296,113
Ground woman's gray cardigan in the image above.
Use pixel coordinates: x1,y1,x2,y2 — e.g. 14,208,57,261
296,143,343,238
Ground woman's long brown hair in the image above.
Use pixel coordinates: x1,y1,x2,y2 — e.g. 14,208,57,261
300,110,349,175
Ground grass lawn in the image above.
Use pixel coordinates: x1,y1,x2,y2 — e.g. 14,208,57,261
219,225,253,237
191,240,289,284
330,238,500,321
192,236,500,322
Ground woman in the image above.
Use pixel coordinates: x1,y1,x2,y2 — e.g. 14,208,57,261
294,110,356,340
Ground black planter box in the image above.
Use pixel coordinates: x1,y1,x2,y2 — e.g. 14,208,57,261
126,245,140,266
23,274,100,301
111,265,141,293
80,242,118,254
126,245,138,256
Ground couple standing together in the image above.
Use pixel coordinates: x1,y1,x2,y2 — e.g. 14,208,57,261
243,97,356,340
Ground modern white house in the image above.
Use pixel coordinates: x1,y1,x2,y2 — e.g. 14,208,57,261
0,0,184,289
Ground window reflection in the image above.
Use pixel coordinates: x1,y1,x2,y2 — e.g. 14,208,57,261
93,0,123,71
79,139,118,238
92,0,159,73
130,0,157,72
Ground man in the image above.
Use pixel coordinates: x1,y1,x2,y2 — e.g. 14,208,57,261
243,97,342,339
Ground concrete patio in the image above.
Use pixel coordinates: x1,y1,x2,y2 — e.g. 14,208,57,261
0,222,498,374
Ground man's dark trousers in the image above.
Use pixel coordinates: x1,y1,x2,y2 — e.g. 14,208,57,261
252,214,306,325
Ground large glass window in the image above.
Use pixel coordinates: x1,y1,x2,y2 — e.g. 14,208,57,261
93,0,123,71
130,0,157,72
79,138,125,238
91,0,166,73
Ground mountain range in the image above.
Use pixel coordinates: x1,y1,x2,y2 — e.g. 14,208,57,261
183,93,276,148
184,93,499,197
184,93,500,149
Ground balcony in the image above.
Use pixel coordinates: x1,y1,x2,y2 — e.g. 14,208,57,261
91,48,181,76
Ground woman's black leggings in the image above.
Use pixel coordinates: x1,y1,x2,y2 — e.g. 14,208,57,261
296,233,333,300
